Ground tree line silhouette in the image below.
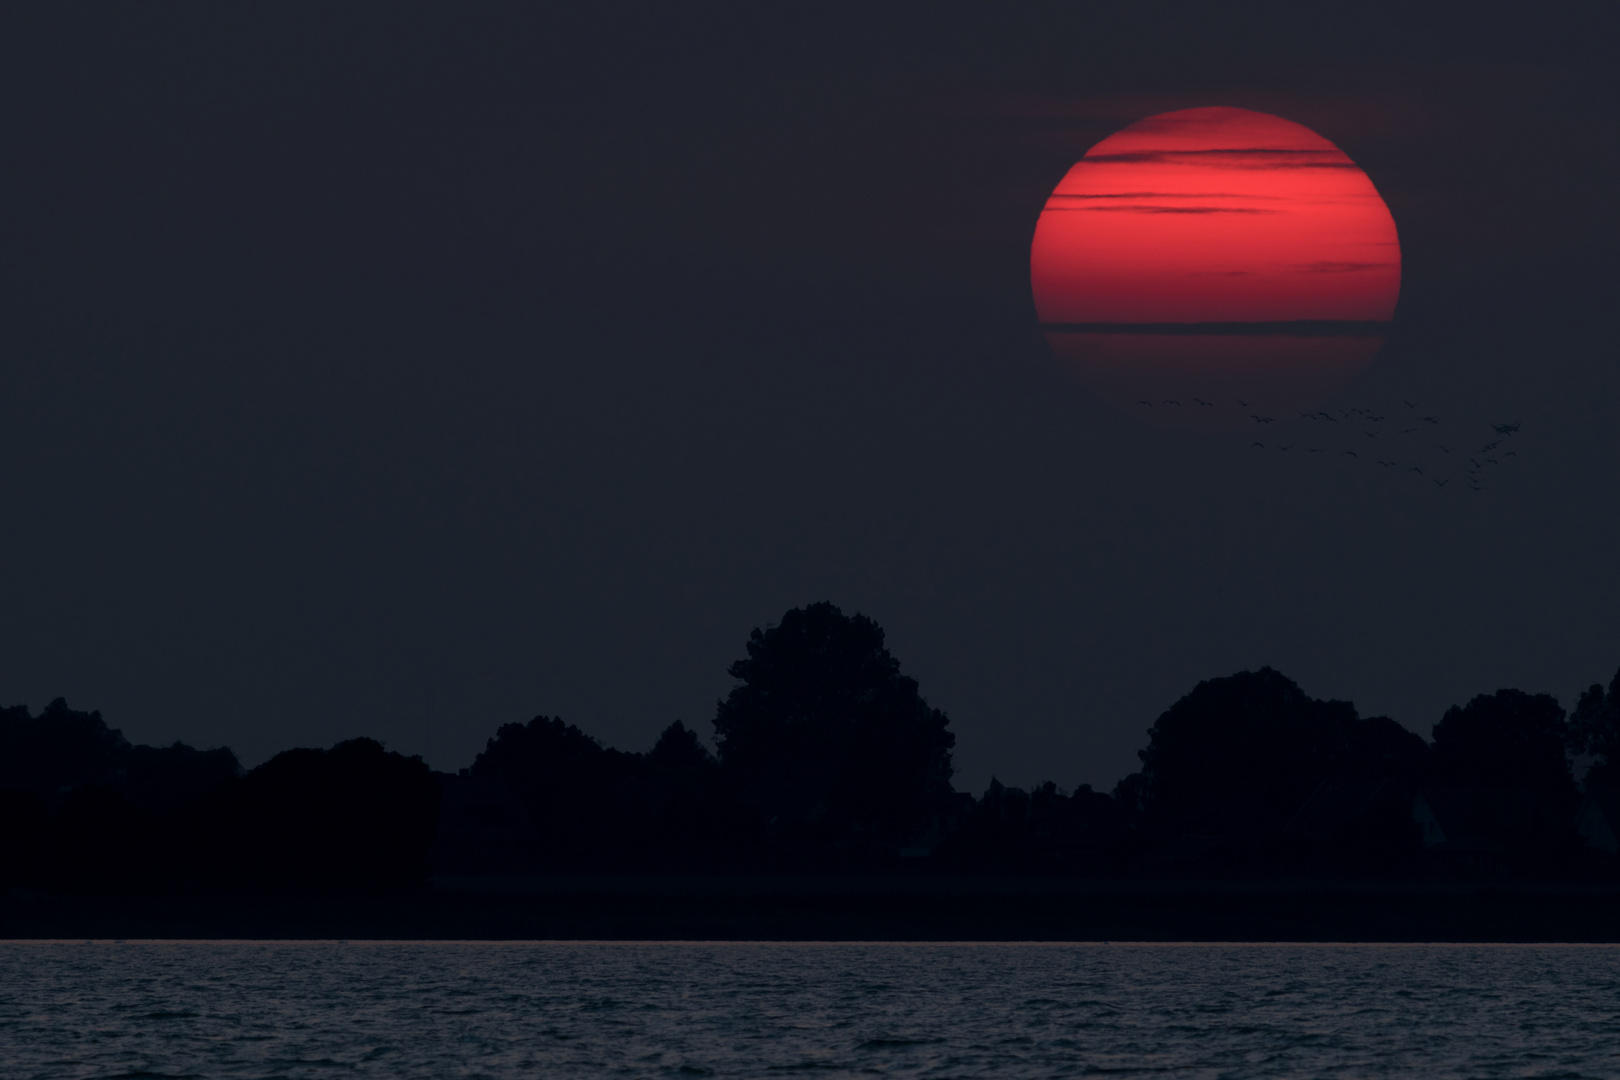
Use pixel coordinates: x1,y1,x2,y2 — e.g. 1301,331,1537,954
3,601,1618,891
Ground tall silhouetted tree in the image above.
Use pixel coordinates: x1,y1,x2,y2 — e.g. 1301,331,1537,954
1570,666,1620,790
1431,689,1575,803
713,602,955,847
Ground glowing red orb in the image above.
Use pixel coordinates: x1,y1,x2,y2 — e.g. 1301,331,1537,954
1030,107,1400,425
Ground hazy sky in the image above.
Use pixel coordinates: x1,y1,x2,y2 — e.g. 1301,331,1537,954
1,5,1616,794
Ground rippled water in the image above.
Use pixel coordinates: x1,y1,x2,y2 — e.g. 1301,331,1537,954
2,941,1618,1078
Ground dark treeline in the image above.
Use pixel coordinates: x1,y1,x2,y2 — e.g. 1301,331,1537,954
0,702,437,891
5,602,1620,892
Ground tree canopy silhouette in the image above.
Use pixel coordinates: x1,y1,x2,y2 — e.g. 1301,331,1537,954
0,698,132,795
1431,689,1574,799
1124,667,1410,833
713,602,955,844
204,737,439,888
0,697,241,813
1570,665,1620,790
469,714,641,865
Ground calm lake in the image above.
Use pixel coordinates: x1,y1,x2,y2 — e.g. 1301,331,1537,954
2,941,1617,1078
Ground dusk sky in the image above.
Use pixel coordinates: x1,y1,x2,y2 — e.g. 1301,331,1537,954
0,4,1616,795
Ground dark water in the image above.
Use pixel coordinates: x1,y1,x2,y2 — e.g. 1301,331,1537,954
2,941,1618,1078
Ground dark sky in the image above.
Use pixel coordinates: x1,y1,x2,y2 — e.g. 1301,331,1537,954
1,4,1617,794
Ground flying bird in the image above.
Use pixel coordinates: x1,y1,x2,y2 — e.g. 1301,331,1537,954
1433,478,1449,487
1377,460,1396,467
1194,397,1214,406
1278,445,1293,451
1403,400,1417,409
1251,442,1266,449
1343,450,1358,458
1422,416,1440,424
1409,466,1423,475
1400,427,1418,434
1307,448,1325,454
1164,399,1181,406
1505,450,1518,457
1492,422,1521,435
1363,429,1379,438
1438,445,1452,453
1251,415,1277,424
1137,400,1153,406
1236,399,1251,407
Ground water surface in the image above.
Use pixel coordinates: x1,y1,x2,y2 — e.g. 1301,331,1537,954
2,941,1616,1078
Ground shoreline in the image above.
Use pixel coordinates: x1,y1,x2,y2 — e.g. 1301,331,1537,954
5,875,1619,942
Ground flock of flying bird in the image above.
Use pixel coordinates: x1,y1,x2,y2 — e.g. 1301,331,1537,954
1137,396,1523,491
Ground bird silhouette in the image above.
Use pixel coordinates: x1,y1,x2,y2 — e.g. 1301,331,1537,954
1482,440,1501,452
1164,399,1181,406
1236,399,1251,407
1251,415,1276,424
1409,466,1423,475
1422,416,1440,424
1194,397,1214,406
1307,448,1325,454
1278,445,1293,451
1343,450,1358,458
1377,460,1396,467
1403,400,1417,409
1251,442,1266,449
1433,477,1449,487
1363,429,1379,438
1400,427,1418,434
1137,400,1153,407
1505,450,1518,457
1438,445,1452,453
1492,422,1521,435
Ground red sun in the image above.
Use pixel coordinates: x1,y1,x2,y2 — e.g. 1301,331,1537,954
1030,107,1400,425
